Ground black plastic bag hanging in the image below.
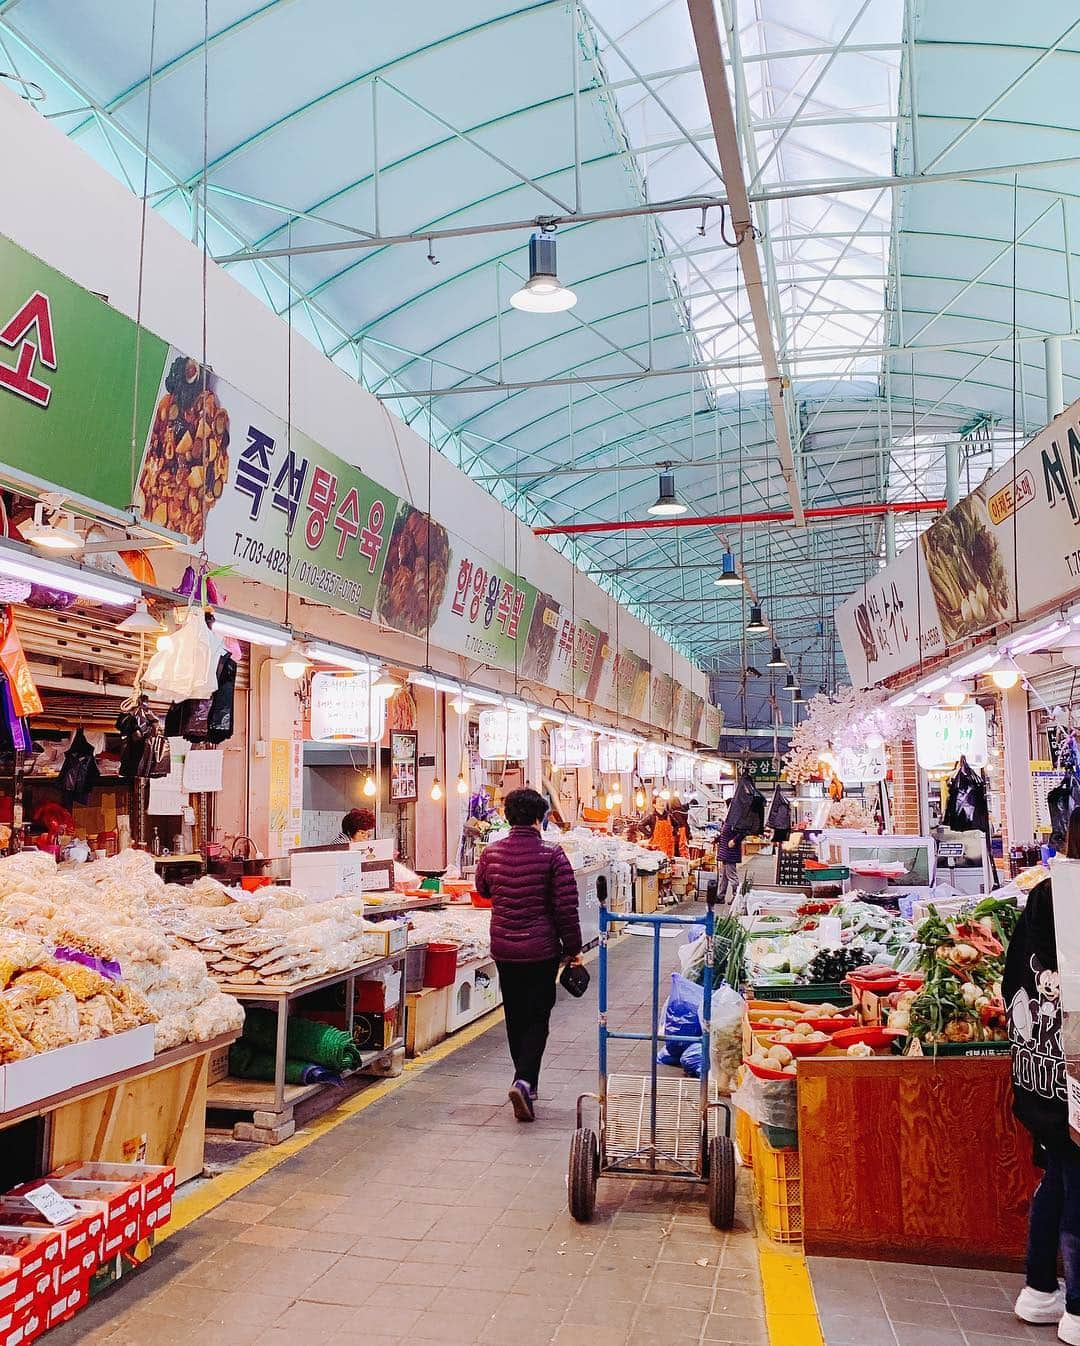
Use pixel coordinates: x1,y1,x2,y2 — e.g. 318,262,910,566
766,784,792,842
725,769,765,836
943,758,989,833
58,728,100,806
116,699,171,781
1047,771,1080,848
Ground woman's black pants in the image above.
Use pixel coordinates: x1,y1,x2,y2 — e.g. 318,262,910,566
495,957,561,1091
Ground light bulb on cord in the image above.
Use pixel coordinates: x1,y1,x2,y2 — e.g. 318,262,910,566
991,666,1020,690
456,773,468,796
659,787,671,802
278,640,311,680
604,793,614,810
430,778,443,802
634,787,646,809
362,774,376,798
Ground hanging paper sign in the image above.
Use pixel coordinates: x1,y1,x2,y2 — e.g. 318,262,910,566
698,759,724,784
671,754,695,788
915,704,988,770
182,748,223,793
638,745,668,778
836,744,887,783
550,727,591,769
478,707,528,761
597,738,635,773
309,670,385,743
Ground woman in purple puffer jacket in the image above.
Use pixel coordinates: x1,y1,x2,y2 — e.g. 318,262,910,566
475,788,583,1121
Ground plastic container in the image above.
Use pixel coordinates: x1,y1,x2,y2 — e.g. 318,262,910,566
830,1026,903,1050
423,942,459,989
471,891,492,909
751,1126,803,1244
240,875,273,893
760,1123,799,1150
404,943,428,994
735,1108,754,1169
752,983,847,1004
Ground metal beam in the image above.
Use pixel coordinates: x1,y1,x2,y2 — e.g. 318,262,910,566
535,499,947,537
687,0,804,525
212,150,1080,266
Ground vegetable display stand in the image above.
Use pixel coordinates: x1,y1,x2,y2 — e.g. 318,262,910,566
751,1124,803,1244
797,1054,1039,1268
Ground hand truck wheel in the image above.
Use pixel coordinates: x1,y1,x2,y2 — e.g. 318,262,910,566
568,1127,598,1222
707,1134,736,1230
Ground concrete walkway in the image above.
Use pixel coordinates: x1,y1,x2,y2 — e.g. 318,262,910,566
50,915,764,1346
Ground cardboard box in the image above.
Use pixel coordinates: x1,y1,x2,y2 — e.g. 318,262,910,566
0,1229,61,1304
28,1184,138,1257
44,1279,87,1330
0,1203,104,1283
0,1027,154,1115
635,873,660,915
405,986,449,1056
362,922,408,957
207,1045,230,1086
352,1010,398,1052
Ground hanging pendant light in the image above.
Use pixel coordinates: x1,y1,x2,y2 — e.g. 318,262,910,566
713,550,742,587
634,785,646,810
277,640,311,680
117,600,164,635
456,773,468,796
528,713,545,731
430,778,444,802
449,695,473,715
746,604,768,635
942,685,967,707
766,645,785,668
647,471,687,517
792,685,805,704
991,663,1020,690
370,668,399,696
783,672,796,693
509,232,577,313
362,774,377,798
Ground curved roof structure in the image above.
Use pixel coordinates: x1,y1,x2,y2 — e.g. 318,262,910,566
1,0,1076,728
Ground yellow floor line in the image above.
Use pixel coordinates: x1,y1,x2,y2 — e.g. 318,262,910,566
757,1241,825,1346
158,1005,505,1243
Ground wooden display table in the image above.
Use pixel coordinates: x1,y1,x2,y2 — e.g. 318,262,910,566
798,1053,1039,1269
0,1032,238,1187
208,952,408,1143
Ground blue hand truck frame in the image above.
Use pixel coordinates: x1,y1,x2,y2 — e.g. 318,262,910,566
568,888,736,1227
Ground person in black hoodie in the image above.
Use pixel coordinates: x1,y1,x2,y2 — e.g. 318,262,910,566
1004,809,1080,1339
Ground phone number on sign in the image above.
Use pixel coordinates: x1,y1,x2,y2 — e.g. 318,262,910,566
231,531,368,609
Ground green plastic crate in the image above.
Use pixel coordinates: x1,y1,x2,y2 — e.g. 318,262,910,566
751,982,848,1004
760,1123,799,1150
890,1037,1009,1057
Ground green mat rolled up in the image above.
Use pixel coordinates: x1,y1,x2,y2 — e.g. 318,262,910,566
242,1009,362,1072
229,1041,315,1085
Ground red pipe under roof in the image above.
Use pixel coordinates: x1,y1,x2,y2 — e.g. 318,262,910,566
532,499,948,537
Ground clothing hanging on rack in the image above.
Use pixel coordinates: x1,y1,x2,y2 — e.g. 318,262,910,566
58,728,100,806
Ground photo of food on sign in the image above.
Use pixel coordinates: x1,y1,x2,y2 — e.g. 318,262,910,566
375,502,450,636
920,488,1010,642
135,353,230,543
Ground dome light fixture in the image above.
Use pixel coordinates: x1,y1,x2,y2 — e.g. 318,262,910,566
792,684,805,704
646,471,687,517
509,232,577,313
766,645,785,669
990,664,1020,690
942,684,967,707
746,604,768,635
713,550,742,587
370,668,399,696
117,600,164,635
528,713,545,731
783,672,797,693
449,695,472,715
277,640,312,680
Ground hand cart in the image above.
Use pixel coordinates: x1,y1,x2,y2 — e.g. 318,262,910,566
568,892,736,1227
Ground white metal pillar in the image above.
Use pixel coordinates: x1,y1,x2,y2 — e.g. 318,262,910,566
1045,334,1065,419
945,441,961,508
884,510,897,561
1001,683,1034,846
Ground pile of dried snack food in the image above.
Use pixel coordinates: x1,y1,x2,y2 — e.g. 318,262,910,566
155,877,379,988
0,850,243,1056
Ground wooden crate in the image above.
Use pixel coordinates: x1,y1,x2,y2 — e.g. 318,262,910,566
406,987,449,1057
634,873,659,914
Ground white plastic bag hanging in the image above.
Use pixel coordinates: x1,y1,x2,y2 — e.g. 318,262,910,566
145,607,224,700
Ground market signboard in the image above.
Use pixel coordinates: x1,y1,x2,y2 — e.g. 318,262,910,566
0,232,713,739
838,398,1080,687
914,704,988,770
477,706,528,761
0,235,167,512
308,670,384,743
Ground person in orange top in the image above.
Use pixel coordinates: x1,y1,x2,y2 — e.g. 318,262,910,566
642,799,675,858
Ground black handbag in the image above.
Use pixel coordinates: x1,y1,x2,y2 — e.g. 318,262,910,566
559,962,590,998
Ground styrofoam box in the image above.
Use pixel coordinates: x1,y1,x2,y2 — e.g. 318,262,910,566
0,1027,154,1114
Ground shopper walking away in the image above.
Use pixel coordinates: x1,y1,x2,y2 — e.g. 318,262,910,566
474,788,583,1122
1005,808,1080,1341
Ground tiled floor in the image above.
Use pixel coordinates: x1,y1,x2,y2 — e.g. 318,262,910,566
48,915,764,1346
809,1255,1040,1346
